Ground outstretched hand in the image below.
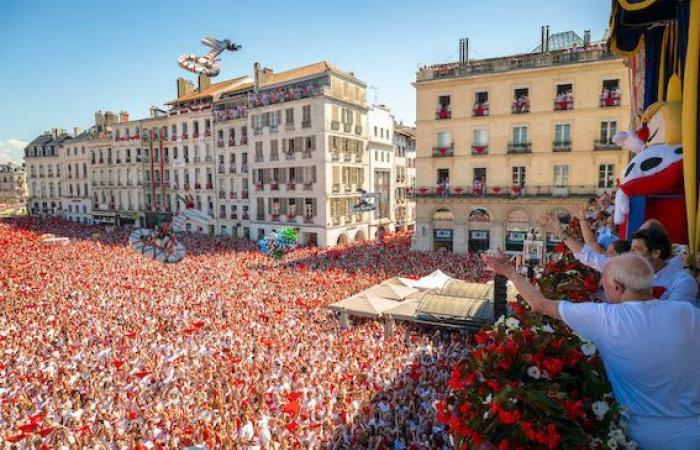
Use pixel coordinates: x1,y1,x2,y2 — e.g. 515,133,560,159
481,252,515,277
538,213,562,236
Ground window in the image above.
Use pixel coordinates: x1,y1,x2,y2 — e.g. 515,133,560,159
512,166,526,186
475,91,488,103
302,105,311,126
285,108,294,125
436,95,451,119
512,126,528,144
374,126,378,137
473,129,488,145
598,164,616,189
554,165,569,187
436,131,452,148
255,142,264,162
554,124,571,144
437,168,449,184
600,121,617,143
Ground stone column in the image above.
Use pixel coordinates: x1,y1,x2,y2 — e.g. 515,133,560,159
490,220,505,251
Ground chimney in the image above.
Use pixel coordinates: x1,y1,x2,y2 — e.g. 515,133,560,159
540,26,545,53
254,62,262,92
583,29,591,47
261,67,274,85
459,38,469,64
73,127,82,137
198,74,211,91
104,111,117,128
176,77,195,98
545,25,550,52
119,111,129,123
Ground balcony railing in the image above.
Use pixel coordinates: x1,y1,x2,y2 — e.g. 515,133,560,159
286,213,296,221
331,153,340,162
229,166,237,174
553,141,572,152
270,181,279,190
241,165,249,173
218,191,226,199
302,150,313,159
285,152,295,161
218,166,225,174
228,138,236,147
332,184,340,194
255,183,263,191
230,191,237,199
507,142,532,154
599,94,621,107
287,182,296,190
554,98,574,111
471,144,489,156
253,128,263,136
271,214,280,221
343,123,352,133
472,104,490,117
240,137,248,145
217,140,224,148
285,123,295,131
302,120,312,129
432,145,454,157
331,120,340,131
435,109,451,120
242,213,249,220
242,190,249,199
269,125,279,133
355,126,362,135
194,156,201,163
511,102,530,114
412,184,598,198
303,182,313,190
594,139,621,151
304,215,314,224
219,212,226,219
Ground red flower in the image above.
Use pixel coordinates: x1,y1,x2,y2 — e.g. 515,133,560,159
510,302,526,317
497,407,520,425
554,242,568,253
543,358,565,378
562,399,585,420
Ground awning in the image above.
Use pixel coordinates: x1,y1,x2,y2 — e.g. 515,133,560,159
328,294,400,319
364,282,421,301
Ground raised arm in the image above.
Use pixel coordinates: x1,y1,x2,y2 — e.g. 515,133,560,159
571,204,605,254
539,213,584,255
482,252,561,320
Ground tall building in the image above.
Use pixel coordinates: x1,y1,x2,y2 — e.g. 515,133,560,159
393,124,416,231
25,129,71,216
367,105,396,239
0,162,26,207
59,128,93,224
411,31,631,253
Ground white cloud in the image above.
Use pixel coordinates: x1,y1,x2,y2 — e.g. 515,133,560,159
0,139,27,165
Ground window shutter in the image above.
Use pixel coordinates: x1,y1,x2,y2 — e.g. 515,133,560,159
311,166,317,183
294,137,303,152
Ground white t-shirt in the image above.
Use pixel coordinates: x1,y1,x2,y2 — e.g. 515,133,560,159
559,300,700,417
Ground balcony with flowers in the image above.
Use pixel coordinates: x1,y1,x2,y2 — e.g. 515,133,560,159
432,144,454,157
471,144,489,156
436,95,451,120
214,105,249,123
472,102,489,117
247,82,324,108
511,94,530,114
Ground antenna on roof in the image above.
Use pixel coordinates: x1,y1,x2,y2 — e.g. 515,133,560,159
369,86,379,104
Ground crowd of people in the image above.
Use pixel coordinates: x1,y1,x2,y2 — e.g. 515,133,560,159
0,217,490,449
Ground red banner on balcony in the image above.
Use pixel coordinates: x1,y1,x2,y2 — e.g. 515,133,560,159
491,186,502,193
473,146,486,154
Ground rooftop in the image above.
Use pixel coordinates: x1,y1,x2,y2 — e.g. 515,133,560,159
417,39,618,83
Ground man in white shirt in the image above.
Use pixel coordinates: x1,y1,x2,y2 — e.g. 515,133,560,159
483,253,700,449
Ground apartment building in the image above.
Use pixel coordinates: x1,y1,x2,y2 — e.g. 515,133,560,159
0,163,26,207
25,129,71,216
412,30,631,253
367,105,396,239
59,129,92,224
394,124,416,231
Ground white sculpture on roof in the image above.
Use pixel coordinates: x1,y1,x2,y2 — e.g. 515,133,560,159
177,36,242,77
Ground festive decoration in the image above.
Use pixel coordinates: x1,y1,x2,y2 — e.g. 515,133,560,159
352,191,378,212
177,36,241,77
612,76,685,240
257,227,298,259
128,194,209,264
440,232,633,449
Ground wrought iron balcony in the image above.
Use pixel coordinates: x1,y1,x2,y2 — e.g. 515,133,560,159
507,142,532,154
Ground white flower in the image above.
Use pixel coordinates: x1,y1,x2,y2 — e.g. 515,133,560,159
608,428,625,443
589,438,603,449
607,439,618,449
495,315,506,326
505,317,520,330
541,324,555,333
592,400,610,420
527,366,541,379
581,342,597,357
483,393,493,404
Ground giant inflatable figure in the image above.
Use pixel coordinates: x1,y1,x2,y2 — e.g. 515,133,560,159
128,194,210,263
612,76,685,241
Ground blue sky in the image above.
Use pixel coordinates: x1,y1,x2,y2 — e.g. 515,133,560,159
0,0,612,163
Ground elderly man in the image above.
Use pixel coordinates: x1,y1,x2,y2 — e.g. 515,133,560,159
483,253,700,449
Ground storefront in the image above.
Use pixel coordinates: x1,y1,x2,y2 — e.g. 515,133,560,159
468,230,489,252
433,228,453,252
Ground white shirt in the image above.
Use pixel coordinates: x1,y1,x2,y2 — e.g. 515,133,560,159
559,300,700,417
575,245,697,302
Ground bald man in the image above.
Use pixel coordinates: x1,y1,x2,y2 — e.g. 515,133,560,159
483,253,700,449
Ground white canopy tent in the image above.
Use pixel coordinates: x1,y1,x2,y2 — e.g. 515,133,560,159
397,269,452,290
328,293,400,319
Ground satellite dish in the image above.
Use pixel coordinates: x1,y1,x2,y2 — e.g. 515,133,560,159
178,36,242,77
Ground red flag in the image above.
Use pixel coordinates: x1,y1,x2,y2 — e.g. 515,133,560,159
38,427,54,437
6,433,27,443
18,423,37,433
113,360,124,369
284,422,298,432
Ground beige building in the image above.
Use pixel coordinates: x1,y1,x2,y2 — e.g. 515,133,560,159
0,162,26,207
59,129,93,224
394,124,416,231
412,31,631,253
